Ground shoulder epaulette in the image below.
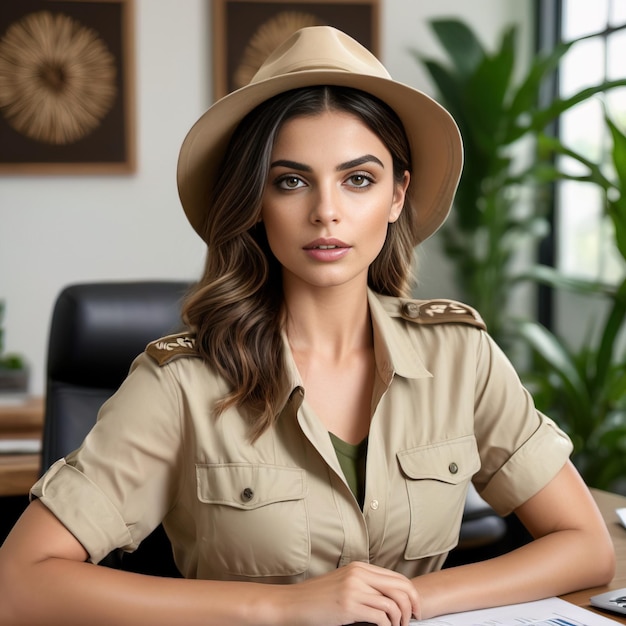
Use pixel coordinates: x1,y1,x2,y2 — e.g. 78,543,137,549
398,298,486,330
146,332,200,366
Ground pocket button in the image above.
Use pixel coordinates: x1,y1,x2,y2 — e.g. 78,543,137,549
241,487,254,502
448,462,459,475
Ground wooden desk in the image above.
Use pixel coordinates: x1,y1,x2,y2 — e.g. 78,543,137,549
561,488,626,623
0,396,43,496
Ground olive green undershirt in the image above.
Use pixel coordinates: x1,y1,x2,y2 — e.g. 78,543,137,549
329,432,368,509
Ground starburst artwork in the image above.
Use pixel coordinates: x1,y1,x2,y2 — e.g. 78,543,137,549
213,1,379,100
0,11,117,145
0,1,134,174
233,11,322,90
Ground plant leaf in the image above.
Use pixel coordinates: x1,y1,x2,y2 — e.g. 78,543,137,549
607,115,626,188
594,277,626,391
515,320,591,418
430,19,486,79
606,115,626,259
506,40,574,122
517,264,617,296
464,26,516,148
535,133,613,190
530,79,626,132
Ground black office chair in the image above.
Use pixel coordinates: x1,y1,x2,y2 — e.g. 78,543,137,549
455,483,509,553
41,280,191,576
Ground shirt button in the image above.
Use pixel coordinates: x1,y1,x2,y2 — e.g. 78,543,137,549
241,487,254,502
370,499,379,510
448,462,459,475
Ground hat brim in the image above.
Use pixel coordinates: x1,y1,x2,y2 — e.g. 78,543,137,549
177,69,462,245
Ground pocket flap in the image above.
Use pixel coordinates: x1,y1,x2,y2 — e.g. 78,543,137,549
196,463,306,510
397,436,479,484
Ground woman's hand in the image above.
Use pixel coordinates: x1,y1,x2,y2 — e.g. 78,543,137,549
270,561,420,626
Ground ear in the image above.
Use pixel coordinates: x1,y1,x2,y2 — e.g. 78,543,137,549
389,170,410,223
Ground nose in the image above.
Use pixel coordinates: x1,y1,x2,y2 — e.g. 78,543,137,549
309,184,340,225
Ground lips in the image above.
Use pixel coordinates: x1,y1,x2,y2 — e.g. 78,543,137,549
303,238,349,250
303,238,351,262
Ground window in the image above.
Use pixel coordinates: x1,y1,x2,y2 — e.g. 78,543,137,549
556,0,626,284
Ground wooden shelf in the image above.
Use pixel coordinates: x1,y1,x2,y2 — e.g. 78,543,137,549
0,396,44,434
0,454,40,496
0,397,43,496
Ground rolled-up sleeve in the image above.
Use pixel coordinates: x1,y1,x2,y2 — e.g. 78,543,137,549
471,331,573,516
30,352,185,564
31,459,134,564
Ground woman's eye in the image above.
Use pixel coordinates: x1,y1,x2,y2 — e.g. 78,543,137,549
347,173,373,188
277,176,305,190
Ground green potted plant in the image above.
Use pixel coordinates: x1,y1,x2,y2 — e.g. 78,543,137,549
410,18,626,490
515,112,626,491
0,300,29,394
409,19,626,346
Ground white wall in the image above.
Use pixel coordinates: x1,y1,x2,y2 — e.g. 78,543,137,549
0,0,532,396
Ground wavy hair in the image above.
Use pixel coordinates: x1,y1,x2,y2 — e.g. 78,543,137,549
182,86,415,439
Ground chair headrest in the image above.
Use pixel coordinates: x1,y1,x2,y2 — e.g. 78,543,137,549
47,281,191,389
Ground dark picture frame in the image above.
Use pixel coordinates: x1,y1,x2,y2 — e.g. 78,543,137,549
212,0,380,100
0,0,135,174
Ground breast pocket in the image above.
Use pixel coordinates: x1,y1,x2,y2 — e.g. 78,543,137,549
195,463,310,578
397,435,480,559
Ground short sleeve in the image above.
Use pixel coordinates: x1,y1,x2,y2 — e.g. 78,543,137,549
471,331,573,516
30,352,185,564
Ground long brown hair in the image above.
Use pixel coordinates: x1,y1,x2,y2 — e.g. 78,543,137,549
182,86,415,439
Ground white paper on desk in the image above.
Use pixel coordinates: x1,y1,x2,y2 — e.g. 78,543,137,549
411,597,620,626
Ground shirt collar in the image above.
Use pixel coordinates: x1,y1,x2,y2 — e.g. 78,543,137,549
276,290,432,412
367,289,432,382
278,332,305,412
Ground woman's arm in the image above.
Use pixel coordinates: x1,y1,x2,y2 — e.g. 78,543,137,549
0,500,419,626
411,461,615,620
0,500,270,626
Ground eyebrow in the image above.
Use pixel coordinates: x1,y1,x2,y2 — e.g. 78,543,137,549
269,154,384,172
337,154,384,170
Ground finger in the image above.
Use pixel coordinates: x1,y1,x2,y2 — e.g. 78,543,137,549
365,588,412,626
333,588,397,626
341,570,412,626
378,582,419,624
356,595,399,626
333,567,405,626
352,565,419,622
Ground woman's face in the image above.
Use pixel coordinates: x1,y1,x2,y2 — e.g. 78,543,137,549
261,110,409,293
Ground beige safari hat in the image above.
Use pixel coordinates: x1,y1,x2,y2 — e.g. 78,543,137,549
177,26,462,245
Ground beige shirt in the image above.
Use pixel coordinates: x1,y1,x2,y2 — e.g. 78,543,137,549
31,291,572,581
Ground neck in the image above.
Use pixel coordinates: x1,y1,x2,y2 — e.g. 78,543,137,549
283,282,372,360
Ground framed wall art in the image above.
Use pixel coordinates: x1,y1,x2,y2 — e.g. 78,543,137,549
212,0,380,100
0,0,135,174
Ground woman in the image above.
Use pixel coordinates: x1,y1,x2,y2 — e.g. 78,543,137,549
0,26,614,626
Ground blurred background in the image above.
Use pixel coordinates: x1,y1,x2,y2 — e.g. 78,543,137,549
1,0,625,497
